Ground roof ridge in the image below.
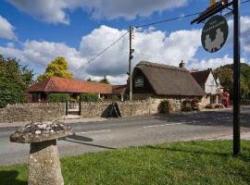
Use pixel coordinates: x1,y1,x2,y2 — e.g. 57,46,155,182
137,61,187,72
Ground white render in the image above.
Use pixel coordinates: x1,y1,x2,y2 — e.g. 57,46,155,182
204,72,220,95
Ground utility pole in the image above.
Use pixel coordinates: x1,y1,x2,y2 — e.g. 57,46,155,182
128,26,134,101
232,0,240,155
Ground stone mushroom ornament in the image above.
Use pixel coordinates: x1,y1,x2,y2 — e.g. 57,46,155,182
10,121,72,185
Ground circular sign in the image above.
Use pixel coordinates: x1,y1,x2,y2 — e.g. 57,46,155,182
201,15,228,53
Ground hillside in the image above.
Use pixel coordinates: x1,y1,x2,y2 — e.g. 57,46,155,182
214,63,250,99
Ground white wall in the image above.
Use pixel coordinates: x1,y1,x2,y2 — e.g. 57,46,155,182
204,72,219,94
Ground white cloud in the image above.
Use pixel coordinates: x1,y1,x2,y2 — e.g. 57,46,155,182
240,16,250,53
227,16,250,53
0,25,202,84
0,15,16,40
8,0,187,24
189,55,247,70
0,40,87,77
80,25,201,78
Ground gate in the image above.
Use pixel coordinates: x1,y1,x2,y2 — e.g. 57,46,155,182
66,101,81,115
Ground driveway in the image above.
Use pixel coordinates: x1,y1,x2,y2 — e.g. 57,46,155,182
0,106,250,165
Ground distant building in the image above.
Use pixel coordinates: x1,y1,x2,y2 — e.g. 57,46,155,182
191,68,223,106
131,61,205,100
112,85,127,101
27,77,113,102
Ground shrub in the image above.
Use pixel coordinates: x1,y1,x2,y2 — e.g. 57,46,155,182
48,93,70,102
182,99,193,112
158,100,170,113
205,104,215,109
80,93,99,102
214,104,225,109
191,98,200,111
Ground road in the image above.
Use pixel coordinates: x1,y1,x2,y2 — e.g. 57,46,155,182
0,106,250,165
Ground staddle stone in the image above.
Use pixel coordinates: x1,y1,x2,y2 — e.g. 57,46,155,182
10,121,72,185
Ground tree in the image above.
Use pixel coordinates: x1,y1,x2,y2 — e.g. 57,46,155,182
214,63,250,99
37,57,73,81
0,55,34,107
99,75,110,84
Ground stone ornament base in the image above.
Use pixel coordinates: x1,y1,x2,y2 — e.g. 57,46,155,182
28,140,64,185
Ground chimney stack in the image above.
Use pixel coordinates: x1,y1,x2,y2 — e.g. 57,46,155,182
179,60,185,68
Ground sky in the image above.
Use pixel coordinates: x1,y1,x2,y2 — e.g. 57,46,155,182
0,0,249,84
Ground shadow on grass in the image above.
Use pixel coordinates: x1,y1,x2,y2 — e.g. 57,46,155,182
147,144,250,162
0,170,26,185
146,145,231,158
61,134,116,150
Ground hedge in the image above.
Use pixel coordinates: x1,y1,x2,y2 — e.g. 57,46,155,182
48,93,70,102
80,93,99,102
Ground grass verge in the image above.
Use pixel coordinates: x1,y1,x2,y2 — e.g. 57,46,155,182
0,140,250,185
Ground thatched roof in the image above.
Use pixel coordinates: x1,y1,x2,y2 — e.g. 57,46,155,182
134,61,205,97
191,69,211,87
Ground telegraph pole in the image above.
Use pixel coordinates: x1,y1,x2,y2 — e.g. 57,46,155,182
232,0,240,155
128,26,134,101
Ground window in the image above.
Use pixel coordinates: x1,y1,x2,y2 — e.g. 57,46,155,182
135,76,144,87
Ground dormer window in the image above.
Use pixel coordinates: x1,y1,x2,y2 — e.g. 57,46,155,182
135,76,144,88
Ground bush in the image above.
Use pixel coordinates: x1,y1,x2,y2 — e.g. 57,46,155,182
80,93,99,102
214,104,225,109
182,99,193,112
48,93,70,102
205,104,215,109
158,100,170,113
191,98,200,111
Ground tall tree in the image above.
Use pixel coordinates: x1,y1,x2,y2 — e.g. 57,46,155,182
37,57,73,81
99,75,110,84
0,55,34,107
214,63,250,99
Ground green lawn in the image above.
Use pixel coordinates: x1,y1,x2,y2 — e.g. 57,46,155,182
1,140,250,185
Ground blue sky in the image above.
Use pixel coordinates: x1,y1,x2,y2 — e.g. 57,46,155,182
0,0,249,84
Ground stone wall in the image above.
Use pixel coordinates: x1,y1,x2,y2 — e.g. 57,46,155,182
80,100,151,118
0,99,183,123
0,103,66,123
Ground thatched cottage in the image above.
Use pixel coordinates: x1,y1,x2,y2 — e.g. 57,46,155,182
132,61,205,100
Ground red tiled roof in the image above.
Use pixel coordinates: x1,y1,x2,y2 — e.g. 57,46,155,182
112,85,127,95
28,77,113,94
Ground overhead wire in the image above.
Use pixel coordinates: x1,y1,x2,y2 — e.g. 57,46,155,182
86,0,250,64
86,31,129,64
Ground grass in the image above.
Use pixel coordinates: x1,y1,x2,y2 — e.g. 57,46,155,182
0,140,250,185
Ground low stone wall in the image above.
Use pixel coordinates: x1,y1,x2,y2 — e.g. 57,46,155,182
0,99,183,123
241,100,250,105
80,100,151,118
0,103,66,123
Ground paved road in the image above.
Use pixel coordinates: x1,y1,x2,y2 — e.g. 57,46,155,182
0,106,250,165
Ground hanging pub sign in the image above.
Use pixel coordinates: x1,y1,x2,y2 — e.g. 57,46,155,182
201,15,228,53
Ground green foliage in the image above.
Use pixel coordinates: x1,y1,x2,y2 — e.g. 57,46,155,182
182,99,193,112
158,100,170,113
1,140,250,185
80,93,99,102
0,55,33,108
37,57,73,82
99,76,110,84
215,63,250,99
48,93,70,102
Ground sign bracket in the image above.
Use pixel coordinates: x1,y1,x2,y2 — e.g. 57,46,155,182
191,0,241,156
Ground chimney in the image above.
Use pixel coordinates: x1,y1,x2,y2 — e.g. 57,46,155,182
179,60,185,68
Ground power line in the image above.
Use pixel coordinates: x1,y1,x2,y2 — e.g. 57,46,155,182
87,31,129,64
86,0,249,64
135,0,249,28
135,12,202,28
241,0,250,4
